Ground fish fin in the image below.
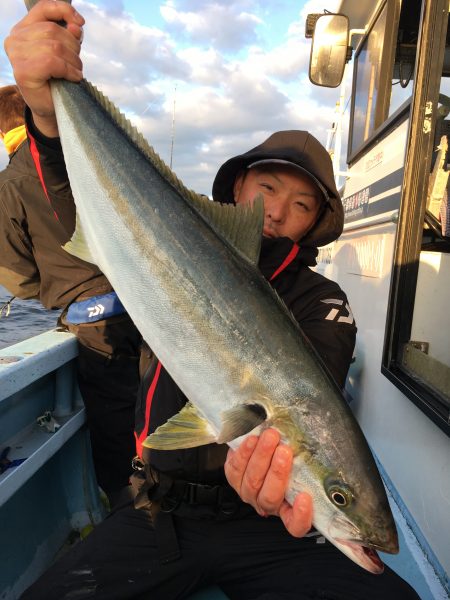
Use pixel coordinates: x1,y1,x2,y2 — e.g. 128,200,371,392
190,194,264,265
79,80,264,264
142,402,217,450
81,80,205,205
62,214,98,265
218,403,267,443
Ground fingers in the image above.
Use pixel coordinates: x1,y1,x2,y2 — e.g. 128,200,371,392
279,492,313,538
224,428,313,538
224,434,259,505
17,0,85,31
4,0,86,135
6,1,85,82
256,441,293,515
225,429,292,515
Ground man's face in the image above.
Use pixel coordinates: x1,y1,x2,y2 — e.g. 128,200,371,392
233,164,323,243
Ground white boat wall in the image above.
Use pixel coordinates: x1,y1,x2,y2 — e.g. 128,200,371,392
308,0,450,597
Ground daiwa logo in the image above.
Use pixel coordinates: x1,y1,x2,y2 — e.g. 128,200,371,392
321,298,354,325
87,304,105,318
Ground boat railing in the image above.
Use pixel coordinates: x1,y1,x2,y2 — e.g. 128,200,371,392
0,330,104,598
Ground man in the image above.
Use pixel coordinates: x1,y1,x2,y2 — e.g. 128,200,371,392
6,3,419,599
0,81,141,508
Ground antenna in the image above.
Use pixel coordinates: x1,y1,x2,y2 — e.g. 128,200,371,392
170,84,177,170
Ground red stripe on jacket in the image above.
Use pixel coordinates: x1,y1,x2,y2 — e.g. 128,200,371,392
135,360,162,458
269,243,299,281
27,129,59,221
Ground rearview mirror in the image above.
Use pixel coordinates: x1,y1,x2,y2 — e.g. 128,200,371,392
309,14,349,88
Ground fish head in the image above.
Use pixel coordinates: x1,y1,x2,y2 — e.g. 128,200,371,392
279,403,399,575
288,451,399,574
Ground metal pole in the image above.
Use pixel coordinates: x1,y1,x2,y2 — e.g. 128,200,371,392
170,84,177,170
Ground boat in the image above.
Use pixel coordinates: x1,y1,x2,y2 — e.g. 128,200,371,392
1,0,449,597
305,0,450,597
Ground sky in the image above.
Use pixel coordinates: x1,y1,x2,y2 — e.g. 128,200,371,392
0,0,343,195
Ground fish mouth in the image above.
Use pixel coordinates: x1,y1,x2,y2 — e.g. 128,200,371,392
334,538,389,575
326,514,399,574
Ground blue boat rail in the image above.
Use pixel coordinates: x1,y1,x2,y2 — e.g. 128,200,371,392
0,330,447,599
0,330,227,599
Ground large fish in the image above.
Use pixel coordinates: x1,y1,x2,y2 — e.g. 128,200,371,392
25,0,398,574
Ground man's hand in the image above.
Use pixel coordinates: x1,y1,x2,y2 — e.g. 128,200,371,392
4,0,85,137
224,428,313,537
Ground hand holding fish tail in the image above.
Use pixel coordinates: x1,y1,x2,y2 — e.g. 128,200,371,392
4,0,85,138
224,428,313,537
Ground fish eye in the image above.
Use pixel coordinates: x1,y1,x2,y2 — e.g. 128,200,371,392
327,484,353,508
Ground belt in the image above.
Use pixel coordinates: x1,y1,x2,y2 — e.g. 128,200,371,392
161,480,241,516
131,462,251,564
66,291,126,324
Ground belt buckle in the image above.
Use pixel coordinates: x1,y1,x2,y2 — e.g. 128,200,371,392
132,456,145,471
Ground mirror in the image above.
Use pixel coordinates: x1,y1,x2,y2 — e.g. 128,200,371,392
309,14,349,88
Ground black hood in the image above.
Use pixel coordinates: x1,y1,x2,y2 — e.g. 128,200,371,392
212,130,344,247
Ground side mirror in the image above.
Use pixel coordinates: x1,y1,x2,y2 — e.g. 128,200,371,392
309,14,350,88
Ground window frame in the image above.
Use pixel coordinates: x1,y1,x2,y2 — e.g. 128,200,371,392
347,0,401,163
382,0,450,436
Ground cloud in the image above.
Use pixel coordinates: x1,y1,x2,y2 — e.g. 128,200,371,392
0,0,342,194
160,1,262,52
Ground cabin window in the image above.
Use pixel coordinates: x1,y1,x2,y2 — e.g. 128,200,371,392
383,0,450,435
350,4,388,154
348,0,419,160
388,0,421,116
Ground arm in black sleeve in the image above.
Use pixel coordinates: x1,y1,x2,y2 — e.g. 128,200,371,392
293,289,357,389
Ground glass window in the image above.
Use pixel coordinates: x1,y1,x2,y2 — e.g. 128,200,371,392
399,78,450,408
351,5,388,153
388,0,421,116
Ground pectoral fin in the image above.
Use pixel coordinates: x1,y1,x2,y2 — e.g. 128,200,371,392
63,214,98,265
217,403,267,443
142,402,268,450
142,402,217,450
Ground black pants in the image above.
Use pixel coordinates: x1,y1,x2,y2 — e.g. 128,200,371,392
65,313,142,494
21,503,420,600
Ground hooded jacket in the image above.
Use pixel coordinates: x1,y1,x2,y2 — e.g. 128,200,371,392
0,112,112,308
212,130,344,247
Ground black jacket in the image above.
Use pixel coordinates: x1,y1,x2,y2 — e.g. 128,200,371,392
135,236,356,483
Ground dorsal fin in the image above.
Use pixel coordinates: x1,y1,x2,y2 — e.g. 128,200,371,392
78,79,264,264
190,194,264,265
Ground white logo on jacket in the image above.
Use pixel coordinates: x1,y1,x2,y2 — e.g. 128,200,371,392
320,298,354,324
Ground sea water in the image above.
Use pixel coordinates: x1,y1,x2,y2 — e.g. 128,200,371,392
0,285,61,349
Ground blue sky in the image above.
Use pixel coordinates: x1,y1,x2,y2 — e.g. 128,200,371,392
1,0,342,194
